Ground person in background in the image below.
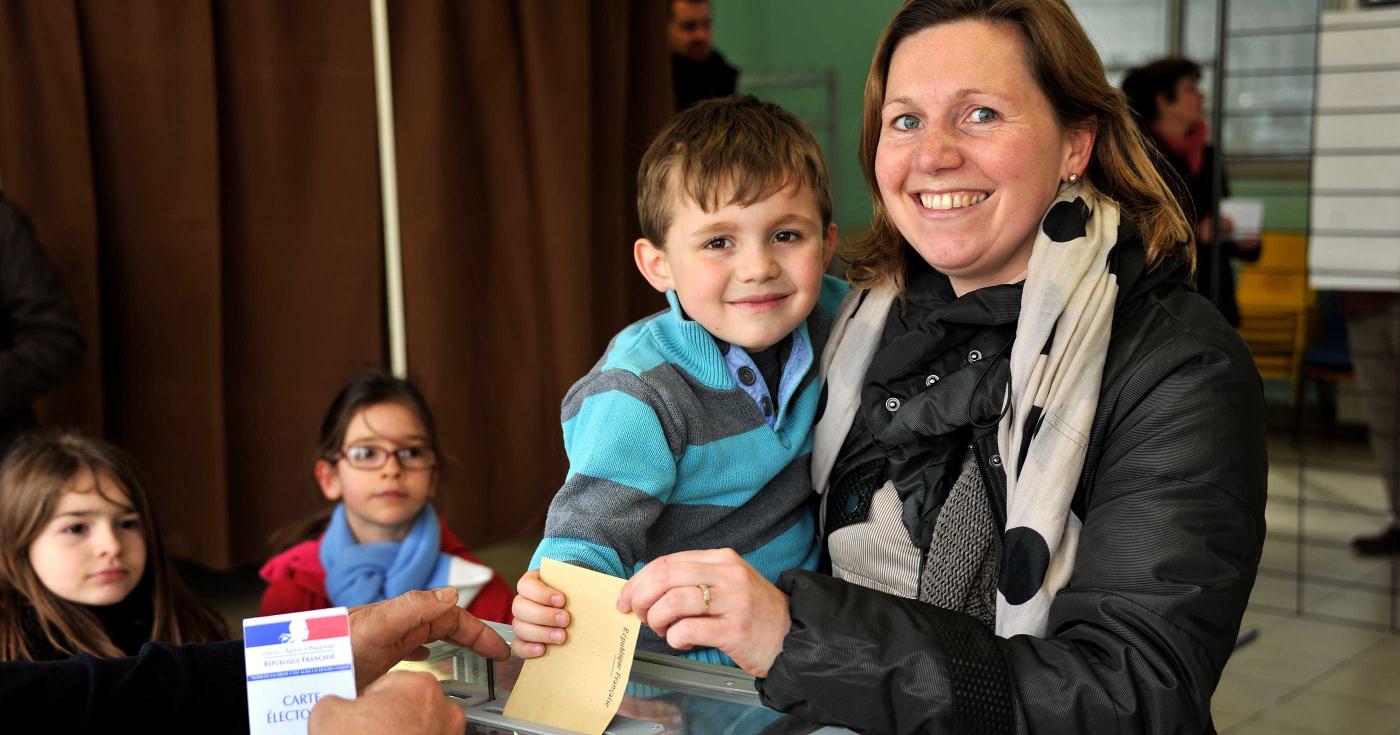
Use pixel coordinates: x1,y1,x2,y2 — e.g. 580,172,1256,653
1122,57,1260,327
0,432,226,662
260,370,513,622
1343,291,1400,555
0,192,84,458
669,0,738,111
0,587,510,734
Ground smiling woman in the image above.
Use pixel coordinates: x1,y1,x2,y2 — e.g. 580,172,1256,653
873,20,1094,294
849,0,1191,297
612,1,1268,732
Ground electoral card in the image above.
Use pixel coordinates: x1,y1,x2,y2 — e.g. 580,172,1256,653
244,607,356,735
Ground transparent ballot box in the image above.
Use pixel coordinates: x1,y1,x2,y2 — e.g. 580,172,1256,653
396,621,856,734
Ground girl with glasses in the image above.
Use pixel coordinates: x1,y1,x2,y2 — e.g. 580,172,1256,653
258,370,512,622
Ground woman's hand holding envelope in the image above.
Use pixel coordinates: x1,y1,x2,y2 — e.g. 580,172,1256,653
618,548,790,677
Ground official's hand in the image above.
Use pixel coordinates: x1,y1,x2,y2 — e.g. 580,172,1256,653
618,549,790,677
511,569,570,659
309,671,463,735
348,587,509,691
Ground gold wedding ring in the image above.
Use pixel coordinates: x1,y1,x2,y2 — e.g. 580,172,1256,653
698,583,711,614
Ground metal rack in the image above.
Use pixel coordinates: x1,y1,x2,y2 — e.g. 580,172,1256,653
1224,0,1400,633
1070,0,1398,633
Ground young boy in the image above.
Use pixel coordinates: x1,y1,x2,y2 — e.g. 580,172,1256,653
513,96,848,666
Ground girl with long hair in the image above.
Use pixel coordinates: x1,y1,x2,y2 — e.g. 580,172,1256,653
0,432,226,661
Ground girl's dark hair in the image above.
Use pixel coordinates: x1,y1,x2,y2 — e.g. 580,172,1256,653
316,370,441,463
271,369,442,550
0,432,227,661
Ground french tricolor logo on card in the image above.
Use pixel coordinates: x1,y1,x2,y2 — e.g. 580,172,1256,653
245,614,349,648
243,607,355,734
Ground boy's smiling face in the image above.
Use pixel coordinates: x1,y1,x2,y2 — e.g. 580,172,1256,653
635,182,836,352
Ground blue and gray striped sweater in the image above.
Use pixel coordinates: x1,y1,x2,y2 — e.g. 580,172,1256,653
531,275,849,666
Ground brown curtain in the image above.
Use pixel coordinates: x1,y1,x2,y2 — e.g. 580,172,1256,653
390,2,671,548
0,0,384,568
0,1,669,568
0,0,105,440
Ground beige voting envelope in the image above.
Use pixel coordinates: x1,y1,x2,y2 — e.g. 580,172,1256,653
503,558,641,734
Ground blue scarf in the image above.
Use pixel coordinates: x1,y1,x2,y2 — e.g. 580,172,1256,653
319,503,455,607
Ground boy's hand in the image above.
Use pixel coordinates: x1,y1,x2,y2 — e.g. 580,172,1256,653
510,569,570,658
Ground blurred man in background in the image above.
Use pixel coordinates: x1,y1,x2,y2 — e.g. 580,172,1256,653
669,0,738,111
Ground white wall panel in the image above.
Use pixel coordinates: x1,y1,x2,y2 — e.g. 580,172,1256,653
1313,113,1400,150
1310,236,1400,291
1311,196,1400,233
1313,156,1400,191
1315,70,1400,109
1309,8,1400,292
1317,26,1400,67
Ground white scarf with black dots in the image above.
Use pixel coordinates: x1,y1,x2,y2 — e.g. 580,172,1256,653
813,183,1119,637
994,182,1119,637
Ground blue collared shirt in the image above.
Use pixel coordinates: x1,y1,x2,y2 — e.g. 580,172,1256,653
719,331,812,429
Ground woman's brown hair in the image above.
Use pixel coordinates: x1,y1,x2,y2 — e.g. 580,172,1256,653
0,432,227,661
847,0,1194,291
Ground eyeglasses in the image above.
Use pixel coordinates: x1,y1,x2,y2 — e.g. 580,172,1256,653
331,444,437,470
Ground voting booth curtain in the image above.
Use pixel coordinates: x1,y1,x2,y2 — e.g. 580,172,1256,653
0,0,671,568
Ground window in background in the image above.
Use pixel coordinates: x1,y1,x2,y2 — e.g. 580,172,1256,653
1070,0,1172,86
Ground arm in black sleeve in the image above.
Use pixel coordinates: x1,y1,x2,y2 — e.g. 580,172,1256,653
0,641,249,734
758,326,1267,734
0,196,84,418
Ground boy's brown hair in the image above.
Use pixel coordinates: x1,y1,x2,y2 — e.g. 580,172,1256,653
637,95,833,245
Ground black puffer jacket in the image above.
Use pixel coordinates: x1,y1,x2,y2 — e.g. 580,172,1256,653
756,242,1268,734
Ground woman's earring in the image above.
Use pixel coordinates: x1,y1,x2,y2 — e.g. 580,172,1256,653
1067,172,1081,184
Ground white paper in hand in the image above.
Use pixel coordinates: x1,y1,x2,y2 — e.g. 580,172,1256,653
244,607,356,735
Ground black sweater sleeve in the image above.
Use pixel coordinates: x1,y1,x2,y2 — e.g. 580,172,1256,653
0,194,84,420
1,641,249,734
757,325,1268,734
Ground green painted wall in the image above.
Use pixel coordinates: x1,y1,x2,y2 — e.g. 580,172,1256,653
1230,179,1310,233
713,0,903,239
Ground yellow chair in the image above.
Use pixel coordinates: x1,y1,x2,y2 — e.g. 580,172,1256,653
1234,233,1312,404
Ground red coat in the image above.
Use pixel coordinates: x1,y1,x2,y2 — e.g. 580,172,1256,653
258,516,513,623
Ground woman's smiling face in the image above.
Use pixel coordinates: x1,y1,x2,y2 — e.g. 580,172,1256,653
875,19,1093,294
